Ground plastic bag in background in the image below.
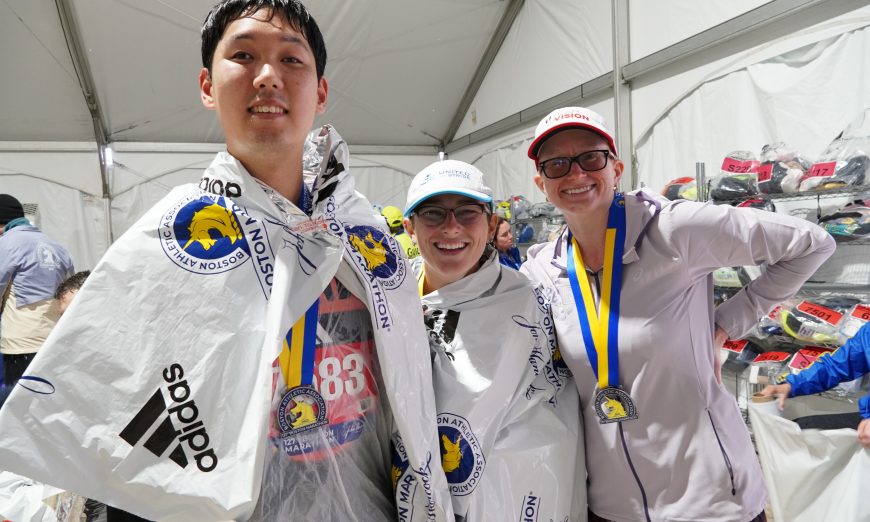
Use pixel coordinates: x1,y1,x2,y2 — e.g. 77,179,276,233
736,197,776,212
493,200,511,220
839,301,870,340
749,351,793,385
800,108,870,192
721,338,765,371
752,303,788,339
712,266,752,288
661,177,698,201
509,195,530,220
757,143,812,194
779,297,861,345
819,202,870,242
528,201,560,218
710,151,759,201
749,405,870,522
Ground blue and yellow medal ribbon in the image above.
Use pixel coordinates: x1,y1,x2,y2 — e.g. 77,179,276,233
279,299,320,388
566,194,626,390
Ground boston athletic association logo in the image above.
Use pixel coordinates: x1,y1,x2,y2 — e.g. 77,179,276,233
437,412,485,497
345,225,406,290
159,194,251,275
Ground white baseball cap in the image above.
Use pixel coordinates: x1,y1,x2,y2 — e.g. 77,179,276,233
404,160,493,217
527,107,617,161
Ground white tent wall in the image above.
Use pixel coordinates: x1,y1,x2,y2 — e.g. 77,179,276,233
634,13,870,193
453,0,612,139
446,1,870,200
0,174,107,271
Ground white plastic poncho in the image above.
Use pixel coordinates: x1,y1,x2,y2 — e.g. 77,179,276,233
411,251,586,521
0,126,452,522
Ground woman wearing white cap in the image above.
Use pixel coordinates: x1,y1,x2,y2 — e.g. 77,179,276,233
401,160,585,521
520,107,835,522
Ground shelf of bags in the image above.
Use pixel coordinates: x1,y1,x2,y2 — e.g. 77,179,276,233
710,185,870,205
762,185,870,201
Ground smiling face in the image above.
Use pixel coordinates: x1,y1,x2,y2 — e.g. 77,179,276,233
405,194,497,292
534,128,623,218
199,9,327,166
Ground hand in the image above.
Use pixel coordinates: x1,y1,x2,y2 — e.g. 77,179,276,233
759,383,791,411
713,326,728,385
858,419,870,449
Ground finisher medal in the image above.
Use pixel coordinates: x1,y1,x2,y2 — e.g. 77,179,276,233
567,193,638,424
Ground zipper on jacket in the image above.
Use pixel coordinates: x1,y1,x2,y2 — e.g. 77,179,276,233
706,410,736,496
618,423,652,522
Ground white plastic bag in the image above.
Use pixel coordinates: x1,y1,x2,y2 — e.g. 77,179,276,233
749,405,870,522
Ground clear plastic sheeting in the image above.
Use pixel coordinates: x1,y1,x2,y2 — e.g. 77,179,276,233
749,405,870,522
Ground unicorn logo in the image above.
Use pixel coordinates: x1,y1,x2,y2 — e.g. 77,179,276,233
289,399,318,429
349,231,388,271
602,397,627,420
159,194,251,275
183,203,243,251
437,413,485,496
441,433,463,473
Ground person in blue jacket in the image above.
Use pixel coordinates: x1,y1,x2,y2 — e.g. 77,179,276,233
493,217,521,270
761,321,870,448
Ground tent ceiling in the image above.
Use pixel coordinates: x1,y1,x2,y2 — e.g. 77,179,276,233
1,0,508,147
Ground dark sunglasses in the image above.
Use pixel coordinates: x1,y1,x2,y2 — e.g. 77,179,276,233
537,149,612,179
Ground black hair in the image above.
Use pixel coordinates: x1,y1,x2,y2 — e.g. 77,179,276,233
55,270,91,301
201,0,327,79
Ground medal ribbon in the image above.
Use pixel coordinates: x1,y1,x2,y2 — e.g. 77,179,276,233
566,194,626,390
279,299,320,388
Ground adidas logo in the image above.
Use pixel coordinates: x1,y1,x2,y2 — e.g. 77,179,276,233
119,363,218,472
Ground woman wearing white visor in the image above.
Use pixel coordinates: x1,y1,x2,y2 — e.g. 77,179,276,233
402,160,585,521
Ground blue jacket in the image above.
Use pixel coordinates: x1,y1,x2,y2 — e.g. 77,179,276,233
786,322,870,418
498,246,522,270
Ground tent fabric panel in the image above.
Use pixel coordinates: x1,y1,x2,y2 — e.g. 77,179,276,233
454,0,612,139
635,23,870,194
0,175,107,271
628,0,768,61
0,149,103,196
0,0,94,141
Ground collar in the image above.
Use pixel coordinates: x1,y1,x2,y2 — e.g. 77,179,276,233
549,189,666,272
3,217,31,233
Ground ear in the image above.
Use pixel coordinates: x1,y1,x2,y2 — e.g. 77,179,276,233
199,68,215,110
533,171,546,196
612,157,625,186
403,217,416,244
316,76,329,115
487,212,498,242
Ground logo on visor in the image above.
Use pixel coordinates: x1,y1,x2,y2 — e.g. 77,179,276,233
159,194,250,275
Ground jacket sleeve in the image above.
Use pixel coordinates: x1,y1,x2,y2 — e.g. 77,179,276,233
785,324,870,418
666,201,836,339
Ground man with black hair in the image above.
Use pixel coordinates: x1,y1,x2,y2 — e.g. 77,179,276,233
55,270,91,316
0,194,74,387
0,2,450,521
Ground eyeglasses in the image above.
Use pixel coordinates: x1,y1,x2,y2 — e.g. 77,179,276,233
537,149,612,179
412,204,489,227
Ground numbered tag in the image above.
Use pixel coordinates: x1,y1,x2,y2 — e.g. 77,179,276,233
722,339,748,354
851,304,870,322
721,157,758,173
806,161,836,179
797,301,843,325
788,346,836,371
757,163,773,183
767,305,783,321
753,351,790,363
